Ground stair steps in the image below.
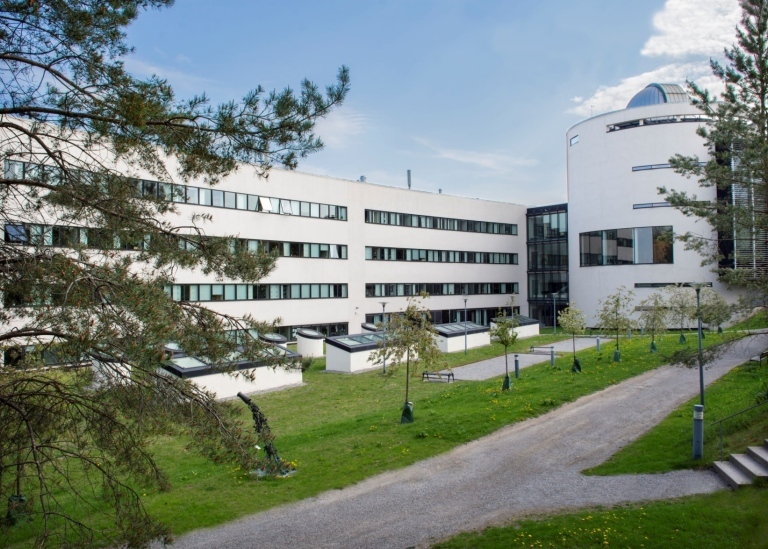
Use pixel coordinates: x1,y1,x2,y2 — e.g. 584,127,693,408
714,438,768,489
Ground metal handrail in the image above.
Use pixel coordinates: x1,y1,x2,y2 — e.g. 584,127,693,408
709,399,768,461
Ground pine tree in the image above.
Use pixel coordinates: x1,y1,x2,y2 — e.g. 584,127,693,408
0,1,349,545
660,0,768,315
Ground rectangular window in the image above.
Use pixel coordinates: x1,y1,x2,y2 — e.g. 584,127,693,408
320,204,329,218
310,203,320,217
248,195,259,211
199,188,212,206
199,285,211,301
300,202,310,216
211,284,224,301
259,196,273,212
281,199,293,214
569,135,579,146
270,197,281,212
224,192,236,209
186,186,199,204
236,193,248,210
211,190,224,208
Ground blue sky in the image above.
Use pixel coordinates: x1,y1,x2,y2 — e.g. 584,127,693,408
124,0,740,206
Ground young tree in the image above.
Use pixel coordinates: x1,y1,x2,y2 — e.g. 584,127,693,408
0,2,349,546
490,299,519,390
557,302,586,372
665,284,697,343
637,292,669,352
595,286,635,361
659,0,768,322
700,287,733,333
368,293,444,423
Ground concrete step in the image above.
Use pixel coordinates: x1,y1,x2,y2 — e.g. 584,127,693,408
747,445,768,469
731,453,768,480
713,460,752,489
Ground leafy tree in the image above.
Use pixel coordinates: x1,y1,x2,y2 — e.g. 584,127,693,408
637,292,669,352
700,287,733,333
595,286,635,361
490,298,519,390
664,284,697,342
368,293,444,423
557,302,586,372
0,1,349,546
659,0,768,321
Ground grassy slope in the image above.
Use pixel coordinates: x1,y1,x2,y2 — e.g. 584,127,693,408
433,487,768,549
5,332,737,545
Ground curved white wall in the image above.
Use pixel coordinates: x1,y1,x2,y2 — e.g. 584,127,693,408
566,102,737,325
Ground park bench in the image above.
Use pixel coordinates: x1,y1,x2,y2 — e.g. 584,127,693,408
750,350,768,364
529,345,554,355
422,371,454,383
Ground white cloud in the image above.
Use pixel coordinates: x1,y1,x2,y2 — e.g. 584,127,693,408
413,137,538,172
568,63,725,117
641,0,740,58
313,109,368,149
570,96,584,103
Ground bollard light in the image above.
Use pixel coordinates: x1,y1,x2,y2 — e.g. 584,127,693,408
514,354,520,378
692,404,704,459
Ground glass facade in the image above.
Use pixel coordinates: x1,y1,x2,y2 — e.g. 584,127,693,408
579,226,673,266
526,204,568,326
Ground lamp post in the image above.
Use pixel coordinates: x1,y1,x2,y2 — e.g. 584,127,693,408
553,292,557,335
379,301,388,373
690,282,706,459
463,294,468,354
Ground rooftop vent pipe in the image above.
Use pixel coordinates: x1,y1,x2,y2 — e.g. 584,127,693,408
407,169,411,189
359,176,366,182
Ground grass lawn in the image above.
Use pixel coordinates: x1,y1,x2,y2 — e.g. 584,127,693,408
585,356,768,476
4,332,731,546
432,486,768,549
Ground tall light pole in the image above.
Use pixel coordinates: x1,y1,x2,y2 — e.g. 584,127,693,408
463,293,468,354
690,282,706,459
692,285,705,406
379,301,388,373
553,292,557,335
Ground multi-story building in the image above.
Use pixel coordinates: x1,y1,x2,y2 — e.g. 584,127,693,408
526,203,568,326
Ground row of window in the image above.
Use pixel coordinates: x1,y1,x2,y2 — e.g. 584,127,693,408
366,306,519,327
4,160,349,221
226,322,350,342
364,209,517,235
579,226,673,266
179,236,348,260
365,282,518,298
5,223,348,259
166,283,348,302
365,246,517,264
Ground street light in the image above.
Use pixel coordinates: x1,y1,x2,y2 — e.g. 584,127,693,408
462,293,468,354
552,292,557,335
690,282,706,459
379,301,388,374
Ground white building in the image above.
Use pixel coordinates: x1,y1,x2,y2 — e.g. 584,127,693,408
565,83,738,325
157,167,528,339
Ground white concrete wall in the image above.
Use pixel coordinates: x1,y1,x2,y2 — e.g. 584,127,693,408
162,168,529,332
325,345,381,373
189,366,302,400
566,102,740,325
434,331,491,353
490,321,540,339
296,335,324,357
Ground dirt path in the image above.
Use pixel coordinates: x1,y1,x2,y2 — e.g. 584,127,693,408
172,335,768,549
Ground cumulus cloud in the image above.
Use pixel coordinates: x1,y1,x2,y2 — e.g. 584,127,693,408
569,0,739,118
313,109,368,149
641,0,740,58
413,137,538,172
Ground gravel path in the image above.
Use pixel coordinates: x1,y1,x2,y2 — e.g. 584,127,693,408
172,335,768,549
447,336,599,381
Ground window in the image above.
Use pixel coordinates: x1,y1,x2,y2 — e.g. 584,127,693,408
259,196,273,212
363,209,514,235
569,135,579,146
579,226,673,266
211,190,224,207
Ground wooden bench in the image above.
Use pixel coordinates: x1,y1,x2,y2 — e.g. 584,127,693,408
422,371,454,383
750,350,768,364
529,345,554,355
